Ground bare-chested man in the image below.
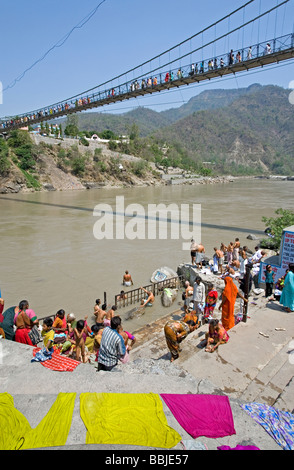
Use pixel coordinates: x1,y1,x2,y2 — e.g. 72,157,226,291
214,247,224,274
233,238,241,261
190,238,198,266
140,287,155,307
95,304,106,331
196,243,205,269
183,281,194,313
123,270,133,286
104,305,117,327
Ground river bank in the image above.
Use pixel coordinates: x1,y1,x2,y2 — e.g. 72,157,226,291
0,133,262,194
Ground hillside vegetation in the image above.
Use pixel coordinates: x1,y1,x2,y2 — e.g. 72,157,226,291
76,84,294,176
1,84,293,192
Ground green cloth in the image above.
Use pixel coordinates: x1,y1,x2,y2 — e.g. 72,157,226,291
0,392,76,450
80,392,181,448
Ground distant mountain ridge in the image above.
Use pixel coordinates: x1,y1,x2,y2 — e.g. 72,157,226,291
77,83,264,136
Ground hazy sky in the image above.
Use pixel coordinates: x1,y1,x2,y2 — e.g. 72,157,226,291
1,0,294,117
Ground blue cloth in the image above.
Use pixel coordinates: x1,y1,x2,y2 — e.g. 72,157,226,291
280,271,294,311
31,347,53,363
241,403,294,450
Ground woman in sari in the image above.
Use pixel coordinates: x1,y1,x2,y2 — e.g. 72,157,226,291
52,309,67,334
15,301,34,346
280,264,294,312
204,319,229,353
204,283,218,321
0,304,19,341
219,276,247,330
164,320,197,362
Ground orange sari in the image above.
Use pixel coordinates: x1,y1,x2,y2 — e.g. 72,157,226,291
221,277,238,330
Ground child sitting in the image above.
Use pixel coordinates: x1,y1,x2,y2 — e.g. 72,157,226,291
41,317,55,353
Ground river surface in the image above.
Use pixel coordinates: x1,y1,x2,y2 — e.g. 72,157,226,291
0,178,292,332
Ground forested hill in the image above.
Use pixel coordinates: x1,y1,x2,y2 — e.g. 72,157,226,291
76,84,294,175
153,85,294,175
77,83,264,136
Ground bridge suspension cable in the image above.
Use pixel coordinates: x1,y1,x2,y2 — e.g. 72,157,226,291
1,0,293,131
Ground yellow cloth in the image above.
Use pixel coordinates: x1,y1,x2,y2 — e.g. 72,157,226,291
80,392,181,448
0,392,76,450
41,328,54,348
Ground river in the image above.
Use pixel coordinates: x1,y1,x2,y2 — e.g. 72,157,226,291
0,178,292,332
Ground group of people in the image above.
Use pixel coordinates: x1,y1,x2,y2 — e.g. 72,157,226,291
1,248,293,369
164,238,294,364
0,292,136,370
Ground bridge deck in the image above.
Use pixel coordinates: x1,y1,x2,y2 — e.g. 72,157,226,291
1,35,294,133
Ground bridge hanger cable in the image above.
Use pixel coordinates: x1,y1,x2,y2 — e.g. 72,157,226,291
43,0,289,110
56,1,256,100
123,0,290,85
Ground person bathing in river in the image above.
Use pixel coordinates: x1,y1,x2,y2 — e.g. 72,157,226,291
123,270,133,287
140,287,155,307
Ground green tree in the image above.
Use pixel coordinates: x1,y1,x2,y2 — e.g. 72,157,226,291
261,209,294,250
7,130,36,171
64,114,79,137
0,139,11,175
71,155,86,176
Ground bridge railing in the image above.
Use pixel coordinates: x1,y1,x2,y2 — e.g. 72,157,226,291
1,32,294,132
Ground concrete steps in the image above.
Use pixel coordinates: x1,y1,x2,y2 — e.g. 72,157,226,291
125,299,294,412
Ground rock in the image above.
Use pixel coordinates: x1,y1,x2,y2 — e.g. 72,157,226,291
161,288,178,307
43,183,56,191
247,234,259,240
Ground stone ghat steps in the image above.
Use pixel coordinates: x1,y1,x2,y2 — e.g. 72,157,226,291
126,301,294,411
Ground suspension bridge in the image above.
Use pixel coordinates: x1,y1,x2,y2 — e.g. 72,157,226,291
1,0,293,133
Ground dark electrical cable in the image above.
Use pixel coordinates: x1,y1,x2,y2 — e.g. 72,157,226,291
3,0,107,92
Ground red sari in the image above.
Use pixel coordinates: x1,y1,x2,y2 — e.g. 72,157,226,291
15,311,33,346
221,277,238,331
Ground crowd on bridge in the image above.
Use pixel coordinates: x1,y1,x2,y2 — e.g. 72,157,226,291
0,39,278,132
0,232,293,368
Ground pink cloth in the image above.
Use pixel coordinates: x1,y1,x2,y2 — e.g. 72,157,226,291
218,445,260,450
160,394,236,439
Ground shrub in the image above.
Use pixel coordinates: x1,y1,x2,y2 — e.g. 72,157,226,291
0,139,11,175
71,156,86,176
